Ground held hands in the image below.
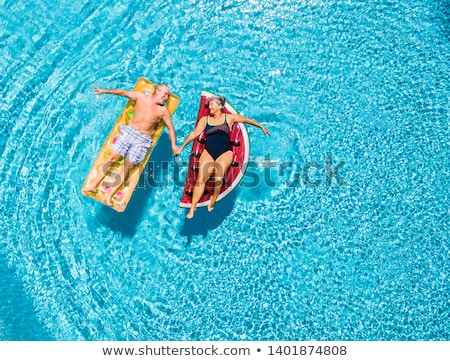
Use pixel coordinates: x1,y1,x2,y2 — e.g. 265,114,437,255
172,145,181,156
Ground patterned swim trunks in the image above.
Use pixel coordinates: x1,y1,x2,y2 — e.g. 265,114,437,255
112,125,153,164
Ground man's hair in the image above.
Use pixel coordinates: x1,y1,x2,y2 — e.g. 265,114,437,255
155,83,170,93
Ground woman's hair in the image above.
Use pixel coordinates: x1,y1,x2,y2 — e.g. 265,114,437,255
209,95,226,107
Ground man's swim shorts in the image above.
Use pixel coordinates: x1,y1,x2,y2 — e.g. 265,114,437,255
112,125,153,164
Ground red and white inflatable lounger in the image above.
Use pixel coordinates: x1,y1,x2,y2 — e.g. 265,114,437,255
179,91,250,208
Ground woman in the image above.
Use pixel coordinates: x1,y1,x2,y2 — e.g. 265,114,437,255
177,95,270,218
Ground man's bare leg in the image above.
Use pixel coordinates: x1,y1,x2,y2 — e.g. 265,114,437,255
105,160,134,206
83,151,122,193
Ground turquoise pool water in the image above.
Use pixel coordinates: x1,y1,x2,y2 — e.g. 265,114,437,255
1,0,449,340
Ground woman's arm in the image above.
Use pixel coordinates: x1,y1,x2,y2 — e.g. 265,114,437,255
230,114,271,135
176,117,207,155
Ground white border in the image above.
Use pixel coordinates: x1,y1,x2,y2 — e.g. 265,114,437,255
1,341,448,361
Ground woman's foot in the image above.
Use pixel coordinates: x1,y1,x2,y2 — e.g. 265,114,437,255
186,208,196,219
208,196,218,212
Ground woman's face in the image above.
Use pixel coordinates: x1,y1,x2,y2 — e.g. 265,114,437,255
208,99,222,111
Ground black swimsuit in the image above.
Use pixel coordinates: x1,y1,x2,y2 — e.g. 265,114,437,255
204,115,232,160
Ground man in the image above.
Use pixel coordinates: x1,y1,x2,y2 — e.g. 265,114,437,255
82,83,178,206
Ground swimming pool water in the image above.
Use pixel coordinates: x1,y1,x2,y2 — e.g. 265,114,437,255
1,0,449,340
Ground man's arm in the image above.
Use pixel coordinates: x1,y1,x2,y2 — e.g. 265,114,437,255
94,87,139,101
161,111,178,154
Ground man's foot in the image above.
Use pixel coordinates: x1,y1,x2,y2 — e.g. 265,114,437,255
115,199,126,212
82,167,103,193
105,195,113,207
82,184,97,193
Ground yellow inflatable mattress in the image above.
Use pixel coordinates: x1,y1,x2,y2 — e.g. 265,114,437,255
81,78,179,212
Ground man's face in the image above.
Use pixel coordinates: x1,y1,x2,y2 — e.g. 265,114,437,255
156,87,170,103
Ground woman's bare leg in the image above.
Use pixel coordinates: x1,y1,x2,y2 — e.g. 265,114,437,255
187,151,215,219
208,150,233,212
